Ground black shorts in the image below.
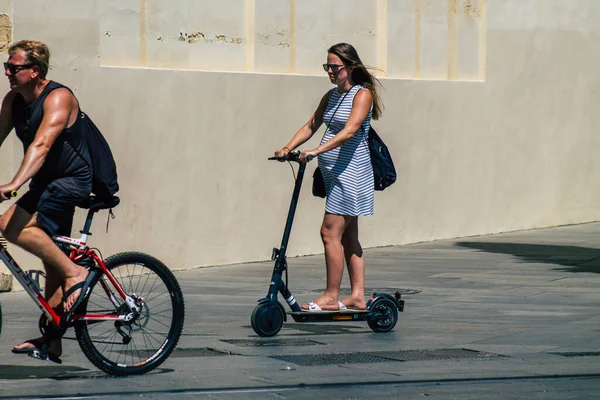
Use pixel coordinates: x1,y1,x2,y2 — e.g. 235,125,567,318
16,184,84,236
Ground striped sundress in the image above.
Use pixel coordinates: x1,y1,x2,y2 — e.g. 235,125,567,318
317,85,374,216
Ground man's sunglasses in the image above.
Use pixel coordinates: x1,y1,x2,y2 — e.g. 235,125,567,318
4,62,34,74
322,63,345,74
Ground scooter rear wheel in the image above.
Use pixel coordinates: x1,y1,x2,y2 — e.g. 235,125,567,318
251,302,284,337
367,297,398,333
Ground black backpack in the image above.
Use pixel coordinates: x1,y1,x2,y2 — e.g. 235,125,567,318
368,127,396,191
80,112,119,201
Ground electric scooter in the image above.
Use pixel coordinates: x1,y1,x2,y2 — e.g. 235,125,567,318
251,150,404,337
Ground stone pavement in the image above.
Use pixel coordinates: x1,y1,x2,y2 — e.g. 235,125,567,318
0,222,599,398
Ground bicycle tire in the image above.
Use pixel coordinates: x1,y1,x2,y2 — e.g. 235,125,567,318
74,252,184,376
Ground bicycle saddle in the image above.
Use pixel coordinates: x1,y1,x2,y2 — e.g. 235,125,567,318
81,195,120,211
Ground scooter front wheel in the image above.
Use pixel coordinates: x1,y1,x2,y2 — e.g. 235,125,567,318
251,302,284,337
367,297,398,333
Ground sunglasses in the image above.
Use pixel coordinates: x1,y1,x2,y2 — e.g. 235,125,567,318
322,63,345,74
4,62,34,74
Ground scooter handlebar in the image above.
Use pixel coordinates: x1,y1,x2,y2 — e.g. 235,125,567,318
269,150,302,162
269,150,314,163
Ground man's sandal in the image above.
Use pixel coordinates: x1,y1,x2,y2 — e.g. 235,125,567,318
61,269,99,329
12,338,62,364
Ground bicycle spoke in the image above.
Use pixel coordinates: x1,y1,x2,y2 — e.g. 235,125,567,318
146,307,174,317
87,324,117,337
135,265,147,295
144,290,171,305
145,316,172,331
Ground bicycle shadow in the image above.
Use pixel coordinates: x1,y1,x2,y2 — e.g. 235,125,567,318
456,242,600,274
0,364,175,380
0,364,88,380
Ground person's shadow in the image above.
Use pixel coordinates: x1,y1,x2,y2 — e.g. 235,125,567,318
455,242,600,274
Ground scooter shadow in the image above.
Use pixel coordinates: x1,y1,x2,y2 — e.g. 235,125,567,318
281,323,369,336
243,323,366,336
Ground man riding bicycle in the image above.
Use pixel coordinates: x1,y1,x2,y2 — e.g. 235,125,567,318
0,40,113,363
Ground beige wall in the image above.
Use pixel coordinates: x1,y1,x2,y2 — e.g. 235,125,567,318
0,0,599,281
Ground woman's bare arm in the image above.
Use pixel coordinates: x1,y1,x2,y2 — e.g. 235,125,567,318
276,91,330,156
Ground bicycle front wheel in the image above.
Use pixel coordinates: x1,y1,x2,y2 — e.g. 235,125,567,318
75,252,185,376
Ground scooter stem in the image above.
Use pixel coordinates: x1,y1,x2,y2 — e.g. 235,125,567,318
277,162,307,259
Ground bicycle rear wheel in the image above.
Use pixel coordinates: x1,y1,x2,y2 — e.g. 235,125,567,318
75,252,184,376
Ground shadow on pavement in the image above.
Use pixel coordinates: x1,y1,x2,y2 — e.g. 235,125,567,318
239,323,368,336
0,364,89,380
0,364,175,380
455,242,600,274
280,323,368,336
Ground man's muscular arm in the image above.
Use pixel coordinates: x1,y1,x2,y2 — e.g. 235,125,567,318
0,91,17,147
0,89,76,199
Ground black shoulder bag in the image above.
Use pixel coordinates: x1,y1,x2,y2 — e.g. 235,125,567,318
312,88,353,198
368,126,396,191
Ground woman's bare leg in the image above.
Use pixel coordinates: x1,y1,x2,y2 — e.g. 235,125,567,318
340,217,367,310
302,212,349,310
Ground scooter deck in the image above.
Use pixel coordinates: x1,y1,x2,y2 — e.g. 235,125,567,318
288,310,372,322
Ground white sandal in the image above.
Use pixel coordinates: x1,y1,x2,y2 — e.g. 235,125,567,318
302,301,337,313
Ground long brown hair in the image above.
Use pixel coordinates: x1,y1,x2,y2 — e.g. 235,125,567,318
328,43,383,120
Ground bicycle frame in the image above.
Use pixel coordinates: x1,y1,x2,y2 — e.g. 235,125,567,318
0,211,139,330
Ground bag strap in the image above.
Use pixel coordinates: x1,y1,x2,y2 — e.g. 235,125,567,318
326,85,356,128
318,86,356,171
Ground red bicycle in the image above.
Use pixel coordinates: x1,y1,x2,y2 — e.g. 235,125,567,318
0,194,185,376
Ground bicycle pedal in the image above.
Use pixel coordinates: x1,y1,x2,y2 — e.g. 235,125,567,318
27,348,47,361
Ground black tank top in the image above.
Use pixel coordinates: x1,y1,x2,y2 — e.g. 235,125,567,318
12,81,92,190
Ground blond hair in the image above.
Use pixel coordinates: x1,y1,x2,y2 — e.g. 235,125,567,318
8,40,50,79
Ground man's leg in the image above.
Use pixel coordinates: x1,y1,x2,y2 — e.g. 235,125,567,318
7,201,74,356
12,261,63,356
0,203,88,311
